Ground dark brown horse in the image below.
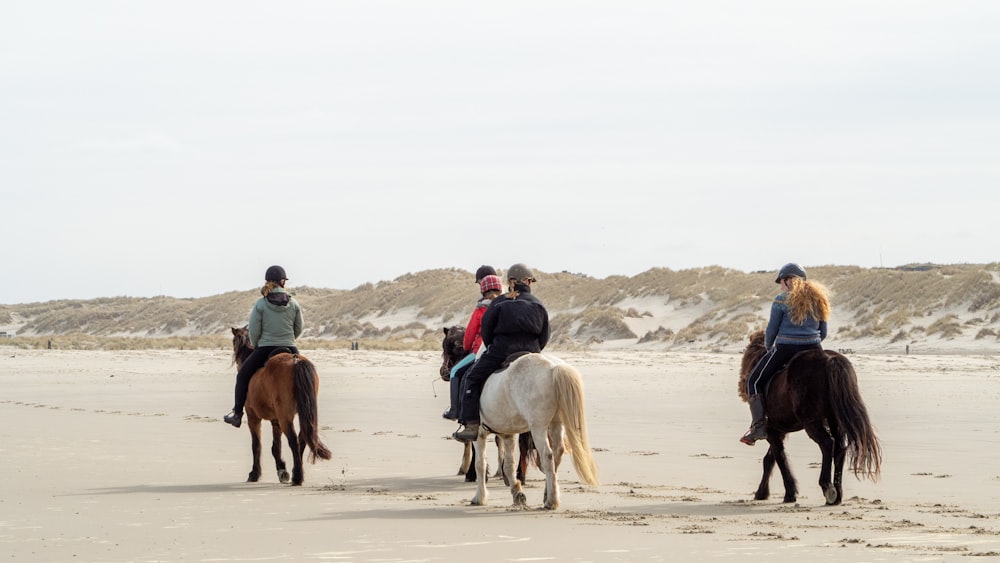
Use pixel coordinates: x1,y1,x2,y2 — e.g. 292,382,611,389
231,326,331,485
738,330,882,505
441,326,536,483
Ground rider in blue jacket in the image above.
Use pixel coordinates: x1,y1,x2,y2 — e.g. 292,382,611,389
741,263,830,445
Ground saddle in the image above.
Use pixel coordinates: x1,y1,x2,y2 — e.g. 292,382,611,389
498,351,531,371
267,347,295,359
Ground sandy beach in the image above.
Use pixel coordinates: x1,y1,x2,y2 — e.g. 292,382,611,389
2,346,999,562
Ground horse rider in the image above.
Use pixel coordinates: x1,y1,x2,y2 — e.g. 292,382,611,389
442,267,504,421
741,263,830,445
453,263,550,442
223,265,304,428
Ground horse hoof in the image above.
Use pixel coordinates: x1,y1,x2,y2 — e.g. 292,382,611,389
513,492,527,506
824,486,839,505
278,470,291,484
247,474,260,483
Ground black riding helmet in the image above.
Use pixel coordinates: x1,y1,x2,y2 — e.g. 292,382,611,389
265,265,288,282
775,263,806,283
475,265,496,283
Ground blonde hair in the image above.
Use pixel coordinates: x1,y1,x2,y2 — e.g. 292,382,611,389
785,277,830,324
260,280,282,297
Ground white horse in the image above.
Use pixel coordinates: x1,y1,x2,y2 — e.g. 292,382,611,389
470,353,600,509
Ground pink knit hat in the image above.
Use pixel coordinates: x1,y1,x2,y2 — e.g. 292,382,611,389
479,274,503,293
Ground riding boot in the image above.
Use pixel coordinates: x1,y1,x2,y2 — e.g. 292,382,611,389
223,409,243,428
740,395,767,445
453,422,480,442
442,373,461,420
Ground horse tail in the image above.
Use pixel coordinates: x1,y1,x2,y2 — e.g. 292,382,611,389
827,354,882,481
293,357,332,463
553,363,600,486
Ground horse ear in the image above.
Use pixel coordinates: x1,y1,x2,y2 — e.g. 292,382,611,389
443,327,449,335
232,327,239,335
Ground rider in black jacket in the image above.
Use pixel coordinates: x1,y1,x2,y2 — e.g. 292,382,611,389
453,263,550,442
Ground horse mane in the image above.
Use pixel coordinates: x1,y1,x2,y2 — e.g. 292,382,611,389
231,325,254,369
737,330,767,403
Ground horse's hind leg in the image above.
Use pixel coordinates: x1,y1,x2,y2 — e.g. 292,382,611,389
516,432,534,483
500,434,526,507
270,421,290,484
247,414,263,483
548,422,565,474
531,427,558,510
283,422,304,486
493,435,507,483
805,422,839,505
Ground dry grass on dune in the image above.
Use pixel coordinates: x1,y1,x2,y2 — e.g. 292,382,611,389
4,263,1000,351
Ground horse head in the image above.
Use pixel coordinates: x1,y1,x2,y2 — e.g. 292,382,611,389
231,325,254,370
738,329,768,402
440,325,466,380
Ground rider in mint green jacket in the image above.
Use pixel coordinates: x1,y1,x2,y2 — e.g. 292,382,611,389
224,265,304,428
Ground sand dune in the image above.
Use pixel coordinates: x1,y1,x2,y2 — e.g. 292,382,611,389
2,347,999,561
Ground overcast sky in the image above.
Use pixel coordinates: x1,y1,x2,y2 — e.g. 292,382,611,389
3,1,999,304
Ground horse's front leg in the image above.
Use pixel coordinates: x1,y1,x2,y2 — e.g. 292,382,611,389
470,432,489,506
247,413,263,483
270,420,290,484
805,422,840,505
531,427,558,510
459,441,473,476
500,434,525,507
283,421,303,486
768,433,798,503
754,447,774,500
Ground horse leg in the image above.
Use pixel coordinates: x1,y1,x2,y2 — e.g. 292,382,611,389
804,422,838,505
247,413,263,483
283,421,304,486
517,432,530,483
493,435,507,483
470,433,489,506
768,434,799,503
548,422,565,474
531,427,558,510
832,438,847,506
501,434,526,507
464,444,479,483
271,421,290,484
459,441,473,476
753,447,774,500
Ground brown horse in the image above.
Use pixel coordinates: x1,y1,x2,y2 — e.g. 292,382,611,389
440,326,536,483
231,326,331,485
738,330,882,505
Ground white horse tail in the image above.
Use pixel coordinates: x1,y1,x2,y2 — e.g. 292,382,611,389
553,363,600,486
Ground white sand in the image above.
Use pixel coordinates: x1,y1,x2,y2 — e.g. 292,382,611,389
2,347,999,561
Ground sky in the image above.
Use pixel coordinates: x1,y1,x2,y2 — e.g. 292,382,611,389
3,1,999,304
